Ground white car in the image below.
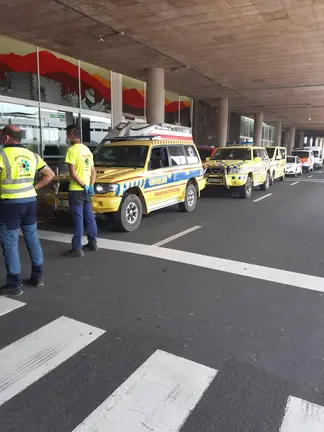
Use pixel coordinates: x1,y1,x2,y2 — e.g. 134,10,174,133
285,155,303,177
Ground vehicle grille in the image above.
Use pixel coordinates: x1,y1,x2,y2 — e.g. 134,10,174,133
58,182,69,193
207,167,225,175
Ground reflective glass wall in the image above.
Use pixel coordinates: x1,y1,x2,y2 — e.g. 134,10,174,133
240,116,275,146
0,34,192,170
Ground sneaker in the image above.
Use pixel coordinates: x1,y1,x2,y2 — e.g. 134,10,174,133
65,249,84,257
0,285,23,296
82,240,99,252
25,278,44,287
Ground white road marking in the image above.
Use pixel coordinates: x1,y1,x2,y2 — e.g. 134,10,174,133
153,226,201,247
73,349,217,432
280,396,324,431
0,297,25,317
253,193,272,203
318,171,322,173
37,230,324,293
285,178,324,183
308,175,313,178
290,181,299,186
0,316,105,407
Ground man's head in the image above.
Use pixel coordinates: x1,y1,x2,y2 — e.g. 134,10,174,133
66,124,81,145
2,124,22,147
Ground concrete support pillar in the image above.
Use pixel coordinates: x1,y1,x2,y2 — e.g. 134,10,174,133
111,71,123,128
146,67,165,124
288,126,296,154
274,121,282,146
298,131,305,149
283,129,289,148
254,112,263,146
216,97,229,146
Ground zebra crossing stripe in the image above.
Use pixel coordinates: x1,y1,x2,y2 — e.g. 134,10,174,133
280,396,324,431
0,297,25,317
73,349,217,432
0,316,105,407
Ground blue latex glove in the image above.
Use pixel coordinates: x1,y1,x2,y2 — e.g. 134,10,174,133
88,185,95,196
84,185,90,195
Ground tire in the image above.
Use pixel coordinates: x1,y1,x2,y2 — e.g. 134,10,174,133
307,167,310,173
279,172,285,181
179,183,197,213
294,170,297,178
115,194,142,232
260,172,270,191
239,176,253,199
270,171,275,186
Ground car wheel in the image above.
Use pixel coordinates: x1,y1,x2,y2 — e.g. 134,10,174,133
239,176,253,199
307,167,310,173
279,172,285,181
260,172,270,191
115,194,142,232
294,169,297,177
179,183,197,213
270,171,275,185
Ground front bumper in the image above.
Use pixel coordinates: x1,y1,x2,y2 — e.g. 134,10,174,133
45,192,122,214
206,174,247,188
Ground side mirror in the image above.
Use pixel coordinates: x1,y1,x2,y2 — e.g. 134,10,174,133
206,157,210,162
254,157,262,163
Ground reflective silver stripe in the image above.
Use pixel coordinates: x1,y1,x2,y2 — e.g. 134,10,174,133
2,184,35,194
0,150,11,180
34,153,39,168
2,178,34,184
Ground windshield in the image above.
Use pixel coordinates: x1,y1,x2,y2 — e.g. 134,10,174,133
94,144,149,168
313,150,319,157
212,148,251,161
292,151,309,158
198,148,214,160
287,156,295,163
265,148,275,158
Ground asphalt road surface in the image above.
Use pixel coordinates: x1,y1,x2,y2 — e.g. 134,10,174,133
1,173,324,431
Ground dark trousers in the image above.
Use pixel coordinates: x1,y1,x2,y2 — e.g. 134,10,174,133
0,199,43,287
69,191,97,251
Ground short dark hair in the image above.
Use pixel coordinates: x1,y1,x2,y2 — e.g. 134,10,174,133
66,124,81,139
2,124,22,142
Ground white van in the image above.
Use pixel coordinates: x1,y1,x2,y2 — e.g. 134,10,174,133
291,149,314,173
304,146,323,169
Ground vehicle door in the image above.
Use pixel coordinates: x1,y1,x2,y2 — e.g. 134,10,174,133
167,145,188,201
253,149,264,185
145,146,172,207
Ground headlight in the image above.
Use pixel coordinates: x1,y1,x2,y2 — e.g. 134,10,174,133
95,183,118,194
229,168,243,174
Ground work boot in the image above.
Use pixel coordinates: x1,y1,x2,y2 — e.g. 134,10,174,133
0,284,23,297
82,240,98,252
25,277,44,287
66,249,84,257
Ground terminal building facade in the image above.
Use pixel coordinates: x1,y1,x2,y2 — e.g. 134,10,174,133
0,34,276,160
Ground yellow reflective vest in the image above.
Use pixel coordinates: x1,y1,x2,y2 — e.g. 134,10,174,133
0,146,46,199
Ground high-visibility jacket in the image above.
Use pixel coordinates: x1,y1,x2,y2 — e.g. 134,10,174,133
0,146,46,199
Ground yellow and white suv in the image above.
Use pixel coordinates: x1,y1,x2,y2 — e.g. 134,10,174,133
204,145,271,199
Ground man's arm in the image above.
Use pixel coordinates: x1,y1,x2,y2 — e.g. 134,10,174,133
68,163,85,188
35,165,55,190
90,165,96,186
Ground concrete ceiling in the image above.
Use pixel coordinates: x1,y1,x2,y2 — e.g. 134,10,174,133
2,0,324,132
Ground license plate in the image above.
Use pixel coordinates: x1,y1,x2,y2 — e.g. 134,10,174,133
57,199,69,209
208,178,222,183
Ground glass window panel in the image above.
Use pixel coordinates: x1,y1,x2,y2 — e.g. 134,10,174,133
122,75,145,121
179,96,191,126
0,35,38,101
165,91,179,125
38,48,79,107
40,107,79,172
80,113,111,148
0,102,40,152
80,61,111,113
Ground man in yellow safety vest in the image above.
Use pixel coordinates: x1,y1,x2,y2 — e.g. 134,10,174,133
0,124,55,296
